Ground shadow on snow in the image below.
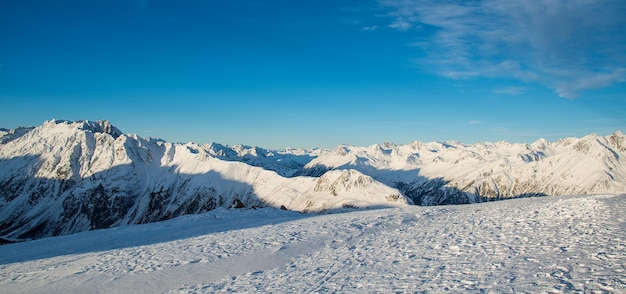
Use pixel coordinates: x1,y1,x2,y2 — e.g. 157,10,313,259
0,155,397,264
0,153,546,265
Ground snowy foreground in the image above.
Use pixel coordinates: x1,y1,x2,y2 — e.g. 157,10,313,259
1,194,625,293
2,120,625,241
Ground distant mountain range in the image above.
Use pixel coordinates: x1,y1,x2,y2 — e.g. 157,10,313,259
1,119,624,241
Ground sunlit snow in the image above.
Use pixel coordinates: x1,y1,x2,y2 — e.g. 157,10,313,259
1,194,625,293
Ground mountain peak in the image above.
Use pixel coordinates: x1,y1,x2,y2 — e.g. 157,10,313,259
1,119,625,241
608,130,626,152
0,126,36,144
43,119,123,138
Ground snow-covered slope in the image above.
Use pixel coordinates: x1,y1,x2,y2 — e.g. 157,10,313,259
0,120,407,241
204,143,319,177
1,194,624,293
301,133,626,205
1,119,625,241
0,126,35,144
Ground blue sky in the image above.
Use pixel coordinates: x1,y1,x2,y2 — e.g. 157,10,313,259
1,0,625,149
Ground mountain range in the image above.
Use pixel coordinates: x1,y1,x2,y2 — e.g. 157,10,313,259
1,119,624,241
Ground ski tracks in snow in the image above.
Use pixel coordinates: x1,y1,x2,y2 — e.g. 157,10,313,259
1,194,625,293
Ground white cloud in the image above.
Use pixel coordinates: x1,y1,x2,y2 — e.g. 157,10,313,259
362,25,379,31
469,120,482,125
493,86,527,95
378,0,626,98
554,68,626,99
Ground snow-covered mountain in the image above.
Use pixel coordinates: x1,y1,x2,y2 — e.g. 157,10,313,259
300,133,626,205
0,126,35,144
204,142,319,177
0,120,407,241
0,119,624,241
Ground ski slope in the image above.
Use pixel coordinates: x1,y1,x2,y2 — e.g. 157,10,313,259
1,193,624,293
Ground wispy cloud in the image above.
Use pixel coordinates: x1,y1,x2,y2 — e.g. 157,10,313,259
362,25,379,31
468,120,482,125
493,86,526,95
378,0,626,98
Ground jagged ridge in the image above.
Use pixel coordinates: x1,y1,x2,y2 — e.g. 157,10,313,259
1,119,624,240
0,120,407,240
300,131,626,205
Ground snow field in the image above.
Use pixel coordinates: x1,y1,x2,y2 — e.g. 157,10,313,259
2,120,624,241
185,195,626,293
1,194,625,293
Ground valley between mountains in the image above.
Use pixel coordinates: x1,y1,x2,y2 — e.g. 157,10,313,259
1,119,625,241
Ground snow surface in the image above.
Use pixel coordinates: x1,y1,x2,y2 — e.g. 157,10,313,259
0,126,34,144
1,194,625,293
302,133,626,204
0,120,408,240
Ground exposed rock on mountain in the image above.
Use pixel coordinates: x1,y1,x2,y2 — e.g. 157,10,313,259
300,132,625,205
1,120,624,240
0,120,407,240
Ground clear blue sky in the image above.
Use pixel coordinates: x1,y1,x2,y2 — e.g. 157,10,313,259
1,0,625,149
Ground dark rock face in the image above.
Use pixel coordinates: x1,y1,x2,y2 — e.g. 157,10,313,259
1,120,624,241
394,180,473,206
0,120,269,241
